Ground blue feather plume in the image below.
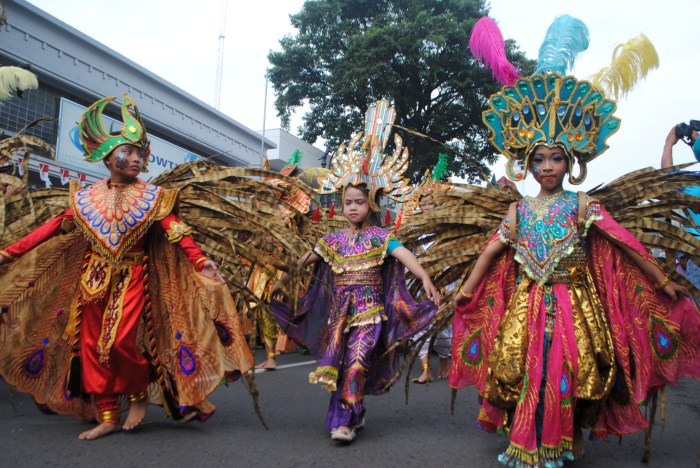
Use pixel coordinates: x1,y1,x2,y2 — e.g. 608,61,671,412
535,15,590,75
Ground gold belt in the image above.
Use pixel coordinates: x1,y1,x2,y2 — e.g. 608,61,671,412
334,270,382,287
89,250,146,266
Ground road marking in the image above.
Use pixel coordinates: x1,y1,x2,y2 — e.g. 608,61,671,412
254,359,316,373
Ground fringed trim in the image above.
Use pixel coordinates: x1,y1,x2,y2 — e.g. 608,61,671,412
539,438,574,465
344,306,386,332
498,442,539,467
73,210,157,266
309,366,338,392
514,242,576,286
497,439,575,468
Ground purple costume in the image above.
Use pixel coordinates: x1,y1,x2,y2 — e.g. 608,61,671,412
271,226,437,430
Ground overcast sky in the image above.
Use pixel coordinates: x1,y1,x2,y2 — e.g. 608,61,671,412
26,0,700,193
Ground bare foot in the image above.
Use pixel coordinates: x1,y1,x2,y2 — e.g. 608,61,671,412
123,400,148,431
255,358,277,370
573,425,585,459
412,369,433,384
78,422,120,440
438,357,449,379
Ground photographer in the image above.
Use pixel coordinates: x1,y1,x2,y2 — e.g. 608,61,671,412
660,121,700,289
661,121,700,168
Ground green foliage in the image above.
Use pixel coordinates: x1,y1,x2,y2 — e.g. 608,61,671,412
268,0,535,182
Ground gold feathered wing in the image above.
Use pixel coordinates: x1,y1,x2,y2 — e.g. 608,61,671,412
152,161,330,319
389,182,520,394
588,164,700,294
0,231,94,419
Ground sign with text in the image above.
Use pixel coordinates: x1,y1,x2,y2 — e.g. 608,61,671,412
56,98,201,180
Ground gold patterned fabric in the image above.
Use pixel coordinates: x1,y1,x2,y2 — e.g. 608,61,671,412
485,268,616,407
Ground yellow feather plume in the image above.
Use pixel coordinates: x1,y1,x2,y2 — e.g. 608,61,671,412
297,166,330,189
0,66,39,101
589,34,659,100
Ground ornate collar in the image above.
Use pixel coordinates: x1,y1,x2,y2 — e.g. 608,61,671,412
72,178,163,264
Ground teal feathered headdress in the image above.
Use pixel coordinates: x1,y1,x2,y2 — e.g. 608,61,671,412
472,14,658,184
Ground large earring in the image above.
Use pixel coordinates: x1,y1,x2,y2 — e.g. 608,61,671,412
568,160,587,185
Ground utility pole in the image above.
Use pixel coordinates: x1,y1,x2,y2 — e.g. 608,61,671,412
260,71,268,168
214,0,227,109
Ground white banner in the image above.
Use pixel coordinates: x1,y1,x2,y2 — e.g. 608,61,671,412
55,98,201,180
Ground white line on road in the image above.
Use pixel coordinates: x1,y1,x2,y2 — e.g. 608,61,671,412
253,360,316,373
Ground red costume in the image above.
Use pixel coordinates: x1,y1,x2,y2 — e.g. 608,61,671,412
0,95,252,425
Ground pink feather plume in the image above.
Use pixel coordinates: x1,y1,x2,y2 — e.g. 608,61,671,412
469,17,520,86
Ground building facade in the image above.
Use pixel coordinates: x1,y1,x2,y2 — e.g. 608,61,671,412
1,0,275,189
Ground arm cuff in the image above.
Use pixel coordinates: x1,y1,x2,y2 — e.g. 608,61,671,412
194,257,208,271
165,220,193,243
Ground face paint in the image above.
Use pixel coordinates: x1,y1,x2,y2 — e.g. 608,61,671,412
532,164,541,177
114,149,129,170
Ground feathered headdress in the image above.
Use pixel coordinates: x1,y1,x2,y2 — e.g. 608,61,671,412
472,15,658,184
78,93,151,171
317,100,413,212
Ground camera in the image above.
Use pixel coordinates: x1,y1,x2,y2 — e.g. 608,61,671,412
675,119,700,144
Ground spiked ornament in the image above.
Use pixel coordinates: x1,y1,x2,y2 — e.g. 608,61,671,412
317,100,413,212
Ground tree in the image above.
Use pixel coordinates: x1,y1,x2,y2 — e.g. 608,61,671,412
268,0,535,182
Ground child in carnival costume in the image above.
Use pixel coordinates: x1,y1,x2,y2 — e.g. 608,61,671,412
450,16,700,467
271,100,440,443
0,94,254,440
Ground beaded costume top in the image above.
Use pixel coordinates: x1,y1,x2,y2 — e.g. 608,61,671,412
498,190,601,284
315,226,395,275
71,178,169,265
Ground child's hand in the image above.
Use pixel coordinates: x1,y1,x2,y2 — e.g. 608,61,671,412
200,260,225,283
423,279,440,306
453,285,474,308
662,281,690,301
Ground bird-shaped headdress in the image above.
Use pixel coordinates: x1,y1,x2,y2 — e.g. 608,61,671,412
78,93,151,171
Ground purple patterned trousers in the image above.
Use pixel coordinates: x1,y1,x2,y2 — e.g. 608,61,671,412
325,322,382,431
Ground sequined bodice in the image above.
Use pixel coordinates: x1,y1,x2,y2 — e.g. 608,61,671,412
499,191,600,284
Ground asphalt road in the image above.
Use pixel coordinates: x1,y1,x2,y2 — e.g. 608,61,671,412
1,349,699,467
